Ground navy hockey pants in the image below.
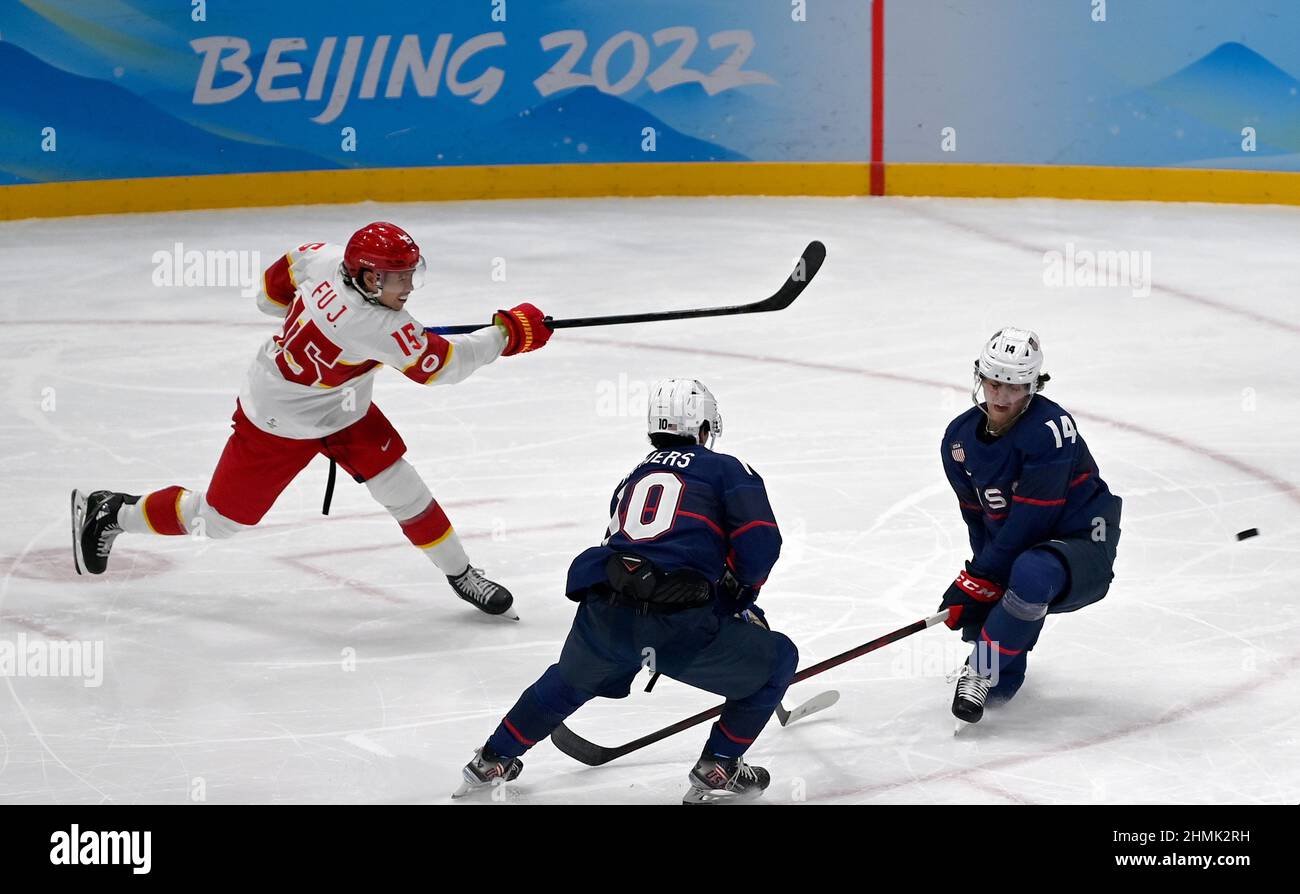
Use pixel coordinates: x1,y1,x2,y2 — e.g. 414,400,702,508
487,598,798,761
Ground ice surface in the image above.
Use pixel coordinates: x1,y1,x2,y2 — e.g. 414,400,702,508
1,195,1296,804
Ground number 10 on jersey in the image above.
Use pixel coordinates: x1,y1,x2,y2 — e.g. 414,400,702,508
605,472,685,543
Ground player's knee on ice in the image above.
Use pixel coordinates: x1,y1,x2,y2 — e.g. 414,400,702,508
1004,548,1068,618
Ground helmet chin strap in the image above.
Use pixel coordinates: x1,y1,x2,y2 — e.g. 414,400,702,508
699,420,719,449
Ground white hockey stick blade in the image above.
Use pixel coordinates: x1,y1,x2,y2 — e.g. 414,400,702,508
779,690,840,726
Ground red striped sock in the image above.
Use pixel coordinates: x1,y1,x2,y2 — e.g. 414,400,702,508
400,499,453,548
141,486,188,536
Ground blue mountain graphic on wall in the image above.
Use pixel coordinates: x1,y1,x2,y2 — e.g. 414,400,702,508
0,42,339,185
1056,42,1300,168
636,81,794,161
147,83,745,168
416,87,747,165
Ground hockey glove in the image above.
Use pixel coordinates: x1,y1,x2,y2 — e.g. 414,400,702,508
494,302,552,355
737,604,770,630
718,569,759,616
939,563,1004,630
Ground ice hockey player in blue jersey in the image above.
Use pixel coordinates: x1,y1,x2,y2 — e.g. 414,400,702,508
454,379,795,803
939,328,1122,725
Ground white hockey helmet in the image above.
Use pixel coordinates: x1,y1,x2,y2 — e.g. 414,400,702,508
974,326,1045,390
971,327,1048,422
647,378,723,446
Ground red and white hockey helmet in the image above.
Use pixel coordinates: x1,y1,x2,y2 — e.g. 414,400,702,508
343,222,427,301
647,378,723,446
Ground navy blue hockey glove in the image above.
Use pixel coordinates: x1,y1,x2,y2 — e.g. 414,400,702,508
939,562,1004,632
718,569,759,615
737,604,770,630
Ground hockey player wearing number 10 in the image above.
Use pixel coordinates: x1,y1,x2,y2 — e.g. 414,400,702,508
939,327,1122,725
455,379,798,804
71,222,551,617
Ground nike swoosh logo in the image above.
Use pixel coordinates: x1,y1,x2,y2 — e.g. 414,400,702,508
381,439,392,451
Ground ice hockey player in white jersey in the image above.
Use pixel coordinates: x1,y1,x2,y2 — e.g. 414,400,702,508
71,222,552,617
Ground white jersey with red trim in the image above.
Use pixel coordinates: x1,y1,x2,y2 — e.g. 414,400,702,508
239,242,507,439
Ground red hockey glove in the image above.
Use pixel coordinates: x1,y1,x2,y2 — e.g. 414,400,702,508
494,303,552,355
939,564,1005,629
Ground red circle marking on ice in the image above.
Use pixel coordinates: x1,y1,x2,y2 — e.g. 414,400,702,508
0,547,175,582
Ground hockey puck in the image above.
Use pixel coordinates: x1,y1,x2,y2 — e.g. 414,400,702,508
1235,528,1259,541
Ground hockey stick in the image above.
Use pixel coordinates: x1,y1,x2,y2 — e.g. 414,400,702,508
654,668,834,727
424,241,826,336
650,669,834,726
776,690,840,726
549,610,950,767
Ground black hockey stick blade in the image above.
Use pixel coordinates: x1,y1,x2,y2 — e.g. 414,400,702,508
427,241,825,336
550,610,948,767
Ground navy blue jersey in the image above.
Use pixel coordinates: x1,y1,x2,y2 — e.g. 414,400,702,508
566,444,781,598
942,395,1120,584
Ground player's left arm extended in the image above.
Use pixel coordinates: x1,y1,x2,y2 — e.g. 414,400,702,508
384,320,508,387
394,304,549,387
971,444,1074,583
433,326,510,386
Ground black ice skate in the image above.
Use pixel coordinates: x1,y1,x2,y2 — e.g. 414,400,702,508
71,489,138,576
683,748,771,805
447,565,518,619
951,662,995,727
452,745,523,798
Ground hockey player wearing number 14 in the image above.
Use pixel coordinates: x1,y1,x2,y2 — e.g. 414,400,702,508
455,379,797,804
939,328,1122,726
71,222,551,617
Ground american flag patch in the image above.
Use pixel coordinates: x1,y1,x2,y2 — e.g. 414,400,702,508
950,442,965,463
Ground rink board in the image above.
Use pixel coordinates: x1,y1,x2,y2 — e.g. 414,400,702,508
4,162,1300,221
